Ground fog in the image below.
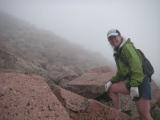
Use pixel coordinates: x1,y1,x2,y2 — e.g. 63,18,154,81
0,0,159,82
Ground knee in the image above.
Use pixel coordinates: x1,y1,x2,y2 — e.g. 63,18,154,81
109,84,117,94
108,81,129,95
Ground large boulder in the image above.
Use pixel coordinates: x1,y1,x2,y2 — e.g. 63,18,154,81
47,65,80,86
66,69,114,98
49,84,132,120
0,72,71,120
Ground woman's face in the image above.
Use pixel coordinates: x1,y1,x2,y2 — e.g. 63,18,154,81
108,36,122,48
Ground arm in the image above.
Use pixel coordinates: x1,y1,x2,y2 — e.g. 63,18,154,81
111,70,121,83
111,53,121,83
122,44,144,87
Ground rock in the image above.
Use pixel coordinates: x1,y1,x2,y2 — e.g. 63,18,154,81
49,84,132,120
151,106,160,120
87,66,114,74
47,65,80,86
66,72,114,98
0,72,71,120
86,99,132,120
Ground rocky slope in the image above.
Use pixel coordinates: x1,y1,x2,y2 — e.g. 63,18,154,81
0,11,111,86
0,72,71,120
0,72,132,120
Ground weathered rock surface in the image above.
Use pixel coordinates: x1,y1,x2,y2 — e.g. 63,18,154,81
0,72,71,120
50,84,132,120
66,69,114,98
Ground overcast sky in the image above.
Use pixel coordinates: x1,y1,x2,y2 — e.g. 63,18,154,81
0,0,160,82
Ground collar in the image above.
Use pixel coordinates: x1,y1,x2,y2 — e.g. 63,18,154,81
119,38,127,48
113,38,127,54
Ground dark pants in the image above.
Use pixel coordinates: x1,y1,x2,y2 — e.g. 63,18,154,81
134,76,151,101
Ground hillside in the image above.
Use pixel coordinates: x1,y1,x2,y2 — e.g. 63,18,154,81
0,12,111,85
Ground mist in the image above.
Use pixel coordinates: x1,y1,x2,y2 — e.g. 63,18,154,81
0,0,159,83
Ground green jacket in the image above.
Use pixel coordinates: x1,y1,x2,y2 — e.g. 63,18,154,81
111,38,144,87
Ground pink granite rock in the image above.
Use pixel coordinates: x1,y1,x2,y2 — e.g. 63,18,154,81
0,72,71,120
50,84,132,120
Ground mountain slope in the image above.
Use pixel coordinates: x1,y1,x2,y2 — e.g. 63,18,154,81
0,12,111,85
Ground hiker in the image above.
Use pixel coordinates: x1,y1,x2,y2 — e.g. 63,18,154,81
105,29,153,120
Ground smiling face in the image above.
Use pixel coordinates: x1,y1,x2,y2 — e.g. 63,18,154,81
108,35,122,48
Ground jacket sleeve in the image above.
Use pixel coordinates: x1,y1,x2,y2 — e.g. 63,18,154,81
111,58,121,83
111,69,121,83
122,44,144,87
